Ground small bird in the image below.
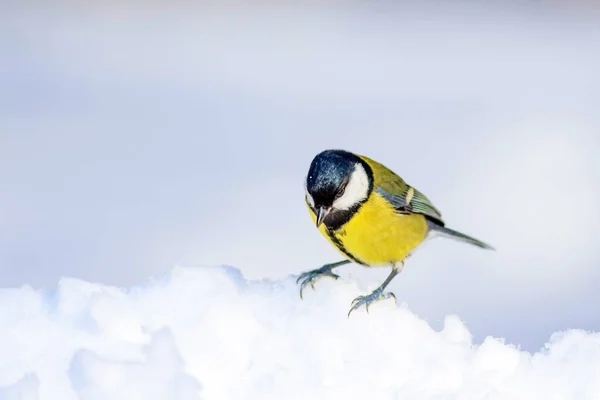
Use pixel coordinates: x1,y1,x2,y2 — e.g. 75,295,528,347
297,149,494,317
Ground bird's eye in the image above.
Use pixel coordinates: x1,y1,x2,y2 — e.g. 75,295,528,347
335,179,350,199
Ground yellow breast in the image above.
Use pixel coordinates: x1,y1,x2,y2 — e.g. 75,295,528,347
308,193,429,266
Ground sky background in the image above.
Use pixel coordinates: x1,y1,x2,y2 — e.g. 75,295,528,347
1,1,600,352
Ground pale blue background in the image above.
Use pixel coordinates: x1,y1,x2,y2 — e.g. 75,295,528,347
2,1,599,351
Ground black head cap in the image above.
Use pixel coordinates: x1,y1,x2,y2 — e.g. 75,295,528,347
306,149,365,208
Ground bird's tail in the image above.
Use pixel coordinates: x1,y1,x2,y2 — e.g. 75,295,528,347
427,220,495,250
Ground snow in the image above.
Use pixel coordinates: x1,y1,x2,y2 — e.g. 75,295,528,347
1,265,599,400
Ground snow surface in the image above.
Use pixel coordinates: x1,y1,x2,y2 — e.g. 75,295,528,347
1,265,599,400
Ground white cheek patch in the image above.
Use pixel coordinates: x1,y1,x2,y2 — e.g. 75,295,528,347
304,177,315,208
332,163,370,210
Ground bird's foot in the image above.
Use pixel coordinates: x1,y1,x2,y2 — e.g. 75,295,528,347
296,263,341,299
347,287,396,317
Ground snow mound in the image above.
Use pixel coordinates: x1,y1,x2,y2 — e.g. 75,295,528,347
0,265,599,400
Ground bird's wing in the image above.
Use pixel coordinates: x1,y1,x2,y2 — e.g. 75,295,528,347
359,155,445,226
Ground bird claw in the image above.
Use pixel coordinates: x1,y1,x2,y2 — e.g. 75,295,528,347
348,288,396,317
296,264,340,299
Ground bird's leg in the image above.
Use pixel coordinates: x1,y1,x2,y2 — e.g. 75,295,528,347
296,260,351,299
347,261,404,317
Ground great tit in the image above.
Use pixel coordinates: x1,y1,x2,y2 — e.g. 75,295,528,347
297,149,494,316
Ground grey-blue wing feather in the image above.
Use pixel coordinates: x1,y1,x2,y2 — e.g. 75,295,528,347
375,186,445,226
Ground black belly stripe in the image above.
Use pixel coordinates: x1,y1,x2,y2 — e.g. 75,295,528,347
326,229,368,266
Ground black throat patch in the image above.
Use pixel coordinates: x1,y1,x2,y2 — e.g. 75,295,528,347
322,201,364,231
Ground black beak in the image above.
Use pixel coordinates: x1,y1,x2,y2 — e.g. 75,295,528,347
316,206,330,227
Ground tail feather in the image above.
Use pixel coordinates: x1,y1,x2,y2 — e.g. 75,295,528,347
427,220,495,250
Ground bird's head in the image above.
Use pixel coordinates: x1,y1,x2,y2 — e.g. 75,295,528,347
305,149,373,228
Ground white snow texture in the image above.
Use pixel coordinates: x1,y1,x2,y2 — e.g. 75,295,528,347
0,265,599,400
